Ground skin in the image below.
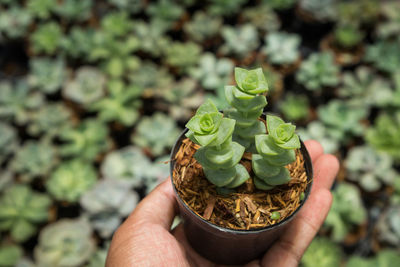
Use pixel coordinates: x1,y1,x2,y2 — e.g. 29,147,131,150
106,140,339,267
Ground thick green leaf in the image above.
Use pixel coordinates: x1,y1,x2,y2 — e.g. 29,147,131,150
255,134,283,156
195,142,244,170
212,118,235,146
265,149,296,166
203,166,236,187
276,134,300,150
254,177,275,190
225,164,250,188
225,108,263,127
205,146,234,165
234,67,268,95
260,167,291,185
252,154,281,178
196,99,219,115
235,121,266,139
267,115,285,132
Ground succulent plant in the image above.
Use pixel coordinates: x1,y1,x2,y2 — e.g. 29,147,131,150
205,86,230,111
85,245,109,267
60,26,93,59
376,205,400,247
133,20,171,57
347,250,400,267
0,122,18,165
279,93,310,121
30,22,63,55
302,237,342,267
129,62,173,93
189,53,233,91
46,160,97,202
146,0,184,29
80,179,139,238
34,218,96,267
333,24,364,49
324,182,367,242
366,112,400,161
296,52,340,91
0,6,32,40
107,0,144,13
59,119,111,162
263,32,301,65
220,24,259,58
377,1,400,38
345,145,398,192
336,0,379,26
0,184,51,242
224,68,268,150
297,121,339,154
266,0,297,10
365,39,400,74
252,115,300,190
242,4,280,32
298,0,337,21
186,99,249,188
26,0,55,19
144,155,170,194
207,0,246,16
62,66,106,105
53,0,93,22
100,11,133,38
165,42,202,72
183,11,222,42
11,140,58,182
28,57,66,94
0,79,44,126
0,244,23,266
132,112,181,157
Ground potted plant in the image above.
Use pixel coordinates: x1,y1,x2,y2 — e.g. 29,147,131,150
170,67,313,264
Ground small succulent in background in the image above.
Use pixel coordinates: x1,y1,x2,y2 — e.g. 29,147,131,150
129,62,173,95
0,244,23,266
347,250,400,267
333,24,364,49
376,1,400,39
366,112,400,161
335,0,379,27
265,0,297,10
61,26,93,59
100,11,133,38
11,140,58,182
365,39,400,74
324,182,367,242
301,237,342,267
107,0,144,13
279,93,310,122
146,0,184,30
345,146,398,192
53,0,93,22
298,0,337,22
132,113,181,157
28,57,66,94
0,79,44,126
207,0,246,16
46,160,97,202
242,4,280,33
296,52,340,91
80,179,139,238
133,20,171,57
263,32,301,65
220,24,259,58
0,6,32,40
189,53,233,91
0,185,51,242
205,86,230,111
85,244,109,267
26,0,55,20
62,66,106,105
144,155,170,194
376,205,400,247
183,11,222,43
0,122,18,165
297,121,339,154
165,42,202,73
59,119,111,162
30,22,63,55
34,218,96,267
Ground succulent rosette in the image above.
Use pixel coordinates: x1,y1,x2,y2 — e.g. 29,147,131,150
252,115,300,190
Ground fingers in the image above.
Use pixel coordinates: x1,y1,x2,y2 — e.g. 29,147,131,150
304,140,324,164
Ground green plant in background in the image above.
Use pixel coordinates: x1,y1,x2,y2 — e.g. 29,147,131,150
132,112,180,157
46,160,97,202
165,42,202,73
61,26,93,59
220,24,259,58
376,1,400,38
336,0,379,27
146,0,183,30
190,53,233,91
144,155,170,194
53,0,93,22
296,52,340,91
366,112,400,161
30,22,63,55
85,244,109,267
0,79,44,126
206,86,229,111
0,185,51,242
11,140,58,182
318,99,368,142
107,0,144,13
129,62,173,94
252,115,300,190
302,237,343,267
0,6,32,39
26,0,55,20
263,32,301,65
133,20,171,57
279,93,310,122
80,179,139,238
183,11,222,43
298,0,337,21
100,11,132,38
324,182,367,242
376,205,400,247
225,68,268,150
345,146,398,192
62,66,106,105
298,121,339,154
0,122,18,165
0,244,23,266
28,57,66,94
347,250,400,267
186,99,249,188
242,4,280,32
207,0,246,16
59,119,111,161
34,218,96,267
266,0,297,10
333,24,364,49
365,39,400,74
90,80,142,126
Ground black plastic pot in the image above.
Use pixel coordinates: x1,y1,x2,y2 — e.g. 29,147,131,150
170,128,313,265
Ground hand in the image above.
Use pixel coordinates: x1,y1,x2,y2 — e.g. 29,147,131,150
106,140,339,267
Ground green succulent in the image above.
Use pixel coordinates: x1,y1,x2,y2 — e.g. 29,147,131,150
144,155,170,194
0,6,32,39
298,0,337,21
324,182,367,242
302,237,342,267
100,11,132,37
263,32,301,65
265,0,297,10
220,24,259,58
11,140,58,182
206,86,229,111
279,93,310,121
347,250,400,267
0,79,44,126
46,160,97,202
183,11,222,42
0,122,18,165
345,145,398,192
34,218,96,267
252,115,300,190
28,57,66,94
26,0,55,19
146,0,184,29
224,68,268,150
30,22,63,55
376,205,400,247
129,62,173,94
297,121,339,154
336,0,379,26
165,42,202,72
186,99,249,188
85,245,108,267
333,23,364,49
53,0,92,22
242,4,280,32
59,119,111,162
132,113,181,157
133,20,171,57
296,52,340,91
62,66,106,105
189,53,233,91
0,244,23,266
61,27,93,59
366,112,400,161
207,0,246,16
0,185,51,242
365,39,400,74
107,0,144,13
377,1,400,38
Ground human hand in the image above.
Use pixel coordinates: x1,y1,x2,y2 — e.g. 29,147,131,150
106,140,339,267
